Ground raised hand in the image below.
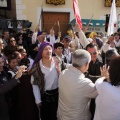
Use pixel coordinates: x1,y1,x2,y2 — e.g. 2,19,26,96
15,65,27,79
100,64,109,80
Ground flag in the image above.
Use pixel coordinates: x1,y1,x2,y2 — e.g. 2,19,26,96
39,6,43,25
107,0,117,36
73,0,82,30
39,3,44,31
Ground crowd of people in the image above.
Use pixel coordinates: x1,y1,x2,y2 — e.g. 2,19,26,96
0,23,120,120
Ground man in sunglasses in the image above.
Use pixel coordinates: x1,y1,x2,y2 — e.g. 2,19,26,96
86,43,103,80
86,43,103,120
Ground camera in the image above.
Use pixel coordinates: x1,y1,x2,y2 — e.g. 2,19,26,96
19,58,30,68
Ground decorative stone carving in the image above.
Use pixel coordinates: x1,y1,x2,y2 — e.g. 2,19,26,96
105,0,120,7
46,0,65,5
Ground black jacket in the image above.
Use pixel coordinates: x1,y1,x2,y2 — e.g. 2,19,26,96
0,69,19,120
86,59,103,83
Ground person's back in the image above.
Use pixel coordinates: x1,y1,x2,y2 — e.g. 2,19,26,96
94,57,120,120
58,68,96,120
57,49,97,120
94,78,120,120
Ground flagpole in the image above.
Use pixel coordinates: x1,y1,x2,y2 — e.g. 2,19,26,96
39,0,44,31
87,15,93,28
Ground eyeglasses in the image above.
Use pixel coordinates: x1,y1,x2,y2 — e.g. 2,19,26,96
10,40,15,42
89,52,97,55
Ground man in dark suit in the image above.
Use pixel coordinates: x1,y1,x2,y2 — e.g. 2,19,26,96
86,43,103,120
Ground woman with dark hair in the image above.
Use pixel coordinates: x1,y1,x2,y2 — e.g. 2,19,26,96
17,48,27,58
13,51,22,65
7,55,39,120
105,48,119,66
3,37,18,58
94,56,120,120
13,57,39,120
16,37,23,47
109,57,120,86
28,43,38,60
8,37,17,46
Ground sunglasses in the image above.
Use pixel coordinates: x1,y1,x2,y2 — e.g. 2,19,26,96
89,52,97,55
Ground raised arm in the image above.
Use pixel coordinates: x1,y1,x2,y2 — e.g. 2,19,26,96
76,24,90,48
0,65,26,94
32,24,39,44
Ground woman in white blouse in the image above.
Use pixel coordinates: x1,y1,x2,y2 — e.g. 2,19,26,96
94,56,120,120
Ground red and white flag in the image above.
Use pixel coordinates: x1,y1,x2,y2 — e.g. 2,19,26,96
73,0,82,30
107,0,117,36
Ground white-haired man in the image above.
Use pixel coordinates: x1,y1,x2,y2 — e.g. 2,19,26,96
57,49,97,120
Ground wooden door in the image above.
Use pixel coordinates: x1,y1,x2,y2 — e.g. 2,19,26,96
42,12,70,39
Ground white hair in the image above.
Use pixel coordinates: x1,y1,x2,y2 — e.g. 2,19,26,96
72,49,91,68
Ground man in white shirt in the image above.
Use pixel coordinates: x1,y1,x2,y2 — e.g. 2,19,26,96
62,35,72,63
32,31,46,47
31,41,62,120
47,28,56,45
53,42,71,71
53,42,65,62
